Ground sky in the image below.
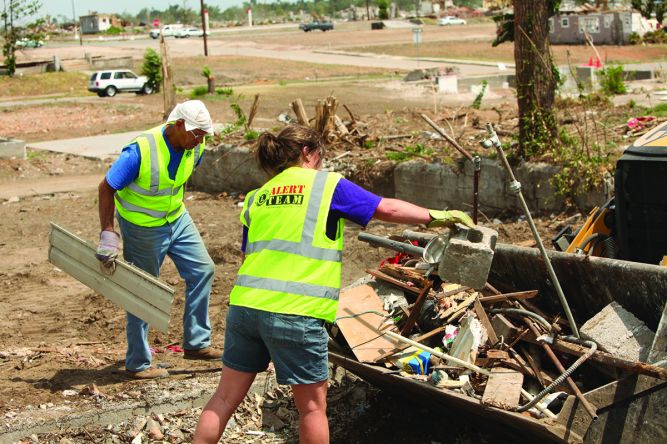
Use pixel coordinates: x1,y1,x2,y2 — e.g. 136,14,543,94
41,0,247,20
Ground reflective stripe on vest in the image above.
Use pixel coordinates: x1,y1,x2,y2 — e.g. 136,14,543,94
115,125,199,226
231,168,344,322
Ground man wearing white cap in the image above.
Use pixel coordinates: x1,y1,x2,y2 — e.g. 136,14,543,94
96,100,222,379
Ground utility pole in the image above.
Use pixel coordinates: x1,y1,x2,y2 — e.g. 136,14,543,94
200,0,208,56
71,0,82,46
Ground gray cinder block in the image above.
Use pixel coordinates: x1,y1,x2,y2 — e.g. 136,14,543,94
435,225,498,289
581,301,655,362
0,138,26,159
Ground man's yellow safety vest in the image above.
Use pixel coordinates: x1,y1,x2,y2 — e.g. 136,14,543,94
115,124,203,227
230,167,345,322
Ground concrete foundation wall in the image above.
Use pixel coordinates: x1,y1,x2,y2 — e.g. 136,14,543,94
0,138,26,159
190,145,610,215
87,56,134,70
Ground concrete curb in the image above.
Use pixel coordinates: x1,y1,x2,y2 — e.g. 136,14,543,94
0,372,272,442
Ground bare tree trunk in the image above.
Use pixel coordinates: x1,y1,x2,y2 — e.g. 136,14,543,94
513,0,558,158
160,35,176,118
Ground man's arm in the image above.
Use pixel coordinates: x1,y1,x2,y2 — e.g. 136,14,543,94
98,178,117,232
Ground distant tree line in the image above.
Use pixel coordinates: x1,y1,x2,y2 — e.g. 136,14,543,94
112,0,472,26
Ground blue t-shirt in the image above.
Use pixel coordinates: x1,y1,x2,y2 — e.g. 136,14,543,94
105,128,204,190
241,177,381,251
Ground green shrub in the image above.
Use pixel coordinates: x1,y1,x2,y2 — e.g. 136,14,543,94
244,130,260,141
215,87,233,96
642,30,667,44
471,80,488,110
106,26,122,35
628,32,642,45
190,86,208,98
201,65,212,79
599,64,626,95
140,48,162,92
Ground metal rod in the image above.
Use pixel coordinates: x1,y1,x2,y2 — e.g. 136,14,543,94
473,156,481,224
482,123,580,338
524,319,598,420
383,330,557,419
357,232,425,257
516,336,596,413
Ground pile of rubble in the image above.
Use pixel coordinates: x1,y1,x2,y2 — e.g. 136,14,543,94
329,224,667,430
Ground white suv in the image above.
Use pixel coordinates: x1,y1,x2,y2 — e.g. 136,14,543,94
88,70,154,97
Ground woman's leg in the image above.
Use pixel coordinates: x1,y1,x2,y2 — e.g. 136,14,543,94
193,364,257,444
292,380,329,444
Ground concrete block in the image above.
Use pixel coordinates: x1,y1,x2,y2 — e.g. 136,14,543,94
581,301,655,362
436,225,498,289
490,314,521,344
0,138,26,159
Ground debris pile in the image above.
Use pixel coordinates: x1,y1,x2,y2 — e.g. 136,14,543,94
330,225,667,429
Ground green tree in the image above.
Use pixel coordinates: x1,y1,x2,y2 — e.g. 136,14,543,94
2,0,41,77
141,48,163,92
377,0,389,20
632,0,666,22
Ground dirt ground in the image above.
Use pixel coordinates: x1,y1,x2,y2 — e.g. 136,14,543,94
2,20,657,443
0,149,576,438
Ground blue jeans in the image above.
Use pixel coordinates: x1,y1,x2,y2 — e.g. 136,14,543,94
118,211,215,372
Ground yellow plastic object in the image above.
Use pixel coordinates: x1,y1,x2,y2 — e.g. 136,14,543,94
566,205,613,256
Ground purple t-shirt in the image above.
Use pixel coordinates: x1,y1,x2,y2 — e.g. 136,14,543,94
241,178,381,251
105,128,203,190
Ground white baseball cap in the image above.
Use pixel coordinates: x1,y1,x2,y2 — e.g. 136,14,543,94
168,100,214,135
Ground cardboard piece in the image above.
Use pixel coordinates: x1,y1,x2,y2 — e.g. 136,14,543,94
336,285,403,363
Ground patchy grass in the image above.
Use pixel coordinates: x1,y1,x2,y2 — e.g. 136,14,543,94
0,72,90,98
341,40,667,65
165,55,402,87
647,102,667,117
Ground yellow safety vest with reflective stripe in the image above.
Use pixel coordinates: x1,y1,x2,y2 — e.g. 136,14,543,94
230,167,345,322
115,124,204,227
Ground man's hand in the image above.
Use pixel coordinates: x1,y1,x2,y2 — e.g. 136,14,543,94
427,209,475,229
96,230,120,266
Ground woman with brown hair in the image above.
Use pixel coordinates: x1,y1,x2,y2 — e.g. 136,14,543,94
194,124,473,443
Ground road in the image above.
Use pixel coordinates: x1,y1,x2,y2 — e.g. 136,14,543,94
25,22,510,78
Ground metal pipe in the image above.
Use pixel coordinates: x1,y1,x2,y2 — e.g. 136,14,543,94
402,230,436,246
473,156,481,224
481,123,580,338
523,319,598,420
488,308,552,332
357,232,425,257
383,330,557,419
516,336,597,413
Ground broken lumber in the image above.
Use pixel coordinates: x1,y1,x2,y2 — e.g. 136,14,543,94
366,268,421,295
523,335,667,381
290,99,309,126
479,290,538,305
482,368,524,410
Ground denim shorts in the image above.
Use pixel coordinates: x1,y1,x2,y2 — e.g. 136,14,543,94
223,305,329,385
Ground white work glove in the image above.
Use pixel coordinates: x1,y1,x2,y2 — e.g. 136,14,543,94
96,230,120,272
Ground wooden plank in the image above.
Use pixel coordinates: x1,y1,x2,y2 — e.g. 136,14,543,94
400,281,432,336
479,290,538,305
335,285,403,363
481,368,524,410
366,268,421,295
474,297,499,345
48,223,174,333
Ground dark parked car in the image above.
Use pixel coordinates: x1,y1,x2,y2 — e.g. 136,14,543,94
299,21,334,32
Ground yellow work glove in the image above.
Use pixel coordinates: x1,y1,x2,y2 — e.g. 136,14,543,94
427,209,475,229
